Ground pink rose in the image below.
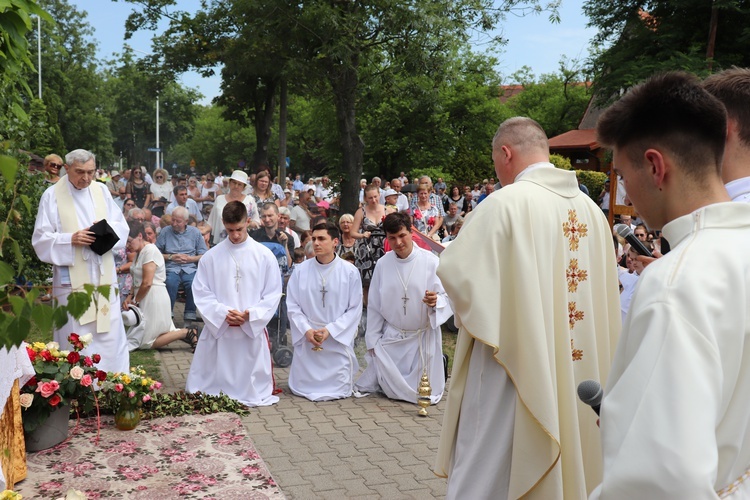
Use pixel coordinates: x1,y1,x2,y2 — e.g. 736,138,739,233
70,366,84,380
83,356,93,367
114,383,124,392
37,380,60,398
129,391,136,398
142,394,151,403
80,374,93,387
153,381,162,390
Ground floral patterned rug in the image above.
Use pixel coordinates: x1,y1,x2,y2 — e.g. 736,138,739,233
17,412,284,499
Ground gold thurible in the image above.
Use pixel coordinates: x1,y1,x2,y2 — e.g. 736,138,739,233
417,371,432,417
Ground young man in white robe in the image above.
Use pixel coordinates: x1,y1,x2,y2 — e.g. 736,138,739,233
355,212,451,405
704,67,750,203
186,201,282,407
32,149,130,375
592,72,750,499
286,221,362,401
435,118,622,499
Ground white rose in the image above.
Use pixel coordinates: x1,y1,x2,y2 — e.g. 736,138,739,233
60,350,70,357
69,366,84,380
80,333,94,346
19,393,34,408
46,341,60,350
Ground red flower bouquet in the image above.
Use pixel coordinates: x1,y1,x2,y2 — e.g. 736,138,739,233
21,334,104,432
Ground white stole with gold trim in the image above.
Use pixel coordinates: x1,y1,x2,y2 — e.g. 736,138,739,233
54,180,114,333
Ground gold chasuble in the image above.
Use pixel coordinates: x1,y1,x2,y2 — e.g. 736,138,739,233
435,167,621,498
54,179,114,332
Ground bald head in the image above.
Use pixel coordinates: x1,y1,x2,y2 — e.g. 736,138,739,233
492,117,549,155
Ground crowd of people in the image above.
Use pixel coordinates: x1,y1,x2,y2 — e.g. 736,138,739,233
30,66,750,499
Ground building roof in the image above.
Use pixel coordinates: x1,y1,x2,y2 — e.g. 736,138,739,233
548,129,599,150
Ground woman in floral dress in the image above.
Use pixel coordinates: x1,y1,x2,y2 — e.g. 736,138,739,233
411,183,444,240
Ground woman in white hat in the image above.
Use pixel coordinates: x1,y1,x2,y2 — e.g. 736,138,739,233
206,170,260,245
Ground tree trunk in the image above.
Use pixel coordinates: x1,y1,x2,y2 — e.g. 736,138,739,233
329,62,364,215
251,78,278,170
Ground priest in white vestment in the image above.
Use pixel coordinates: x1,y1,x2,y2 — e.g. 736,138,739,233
32,149,130,375
591,72,750,499
287,221,362,401
355,212,451,405
435,118,622,499
186,201,282,407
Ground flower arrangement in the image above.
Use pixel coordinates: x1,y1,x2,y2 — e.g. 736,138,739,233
99,366,162,412
21,334,105,432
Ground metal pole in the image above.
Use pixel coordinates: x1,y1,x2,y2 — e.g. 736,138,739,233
37,16,42,99
156,92,160,169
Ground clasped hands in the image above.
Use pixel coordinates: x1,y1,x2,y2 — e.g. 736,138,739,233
422,290,438,308
305,328,330,348
226,309,250,327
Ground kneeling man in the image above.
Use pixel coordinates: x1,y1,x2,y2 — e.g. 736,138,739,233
186,201,282,406
355,213,451,405
287,221,362,401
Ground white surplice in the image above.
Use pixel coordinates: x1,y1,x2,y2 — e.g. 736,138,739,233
286,256,362,401
355,246,451,404
186,237,282,406
32,179,130,375
590,202,750,499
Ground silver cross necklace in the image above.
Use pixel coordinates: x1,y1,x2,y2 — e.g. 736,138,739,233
316,256,339,308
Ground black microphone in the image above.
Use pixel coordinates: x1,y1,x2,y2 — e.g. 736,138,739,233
614,224,653,257
577,379,602,416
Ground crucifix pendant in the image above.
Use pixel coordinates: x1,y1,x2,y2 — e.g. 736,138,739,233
320,283,327,308
402,293,409,315
234,265,241,292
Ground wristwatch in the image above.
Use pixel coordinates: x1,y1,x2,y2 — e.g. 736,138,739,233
166,254,172,261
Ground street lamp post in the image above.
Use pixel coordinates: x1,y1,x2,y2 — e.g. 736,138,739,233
127,45,161,171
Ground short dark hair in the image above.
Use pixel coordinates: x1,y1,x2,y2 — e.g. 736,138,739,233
597,71,727,180
261,202,279,214
128,220,145,239
703,66,750,147
173,185,187,196
383,212,412,235
311,221,339,241
222,200,247,224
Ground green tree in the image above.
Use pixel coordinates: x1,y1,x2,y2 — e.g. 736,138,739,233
584,0,750,103
169,105,256,171
104,50,201,170
120,0,558,214
27,0,115,162
502,62,592,137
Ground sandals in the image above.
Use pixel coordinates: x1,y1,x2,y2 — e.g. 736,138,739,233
183,327,201,352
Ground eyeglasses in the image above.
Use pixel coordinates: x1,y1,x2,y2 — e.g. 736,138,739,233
155,175,163,179
48,163,63,169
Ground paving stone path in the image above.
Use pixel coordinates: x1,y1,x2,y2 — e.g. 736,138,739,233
158,303,449,499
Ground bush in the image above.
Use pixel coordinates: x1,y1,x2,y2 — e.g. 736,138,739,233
576,170,608,201
0,165,50,286
550,153,573,170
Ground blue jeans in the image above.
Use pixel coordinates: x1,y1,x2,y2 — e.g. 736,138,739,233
165,269,197,319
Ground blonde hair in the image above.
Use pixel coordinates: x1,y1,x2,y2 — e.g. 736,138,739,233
338,213,354,224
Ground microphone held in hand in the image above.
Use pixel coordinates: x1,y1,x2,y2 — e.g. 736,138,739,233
614,224,653,257
577,379,603,416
